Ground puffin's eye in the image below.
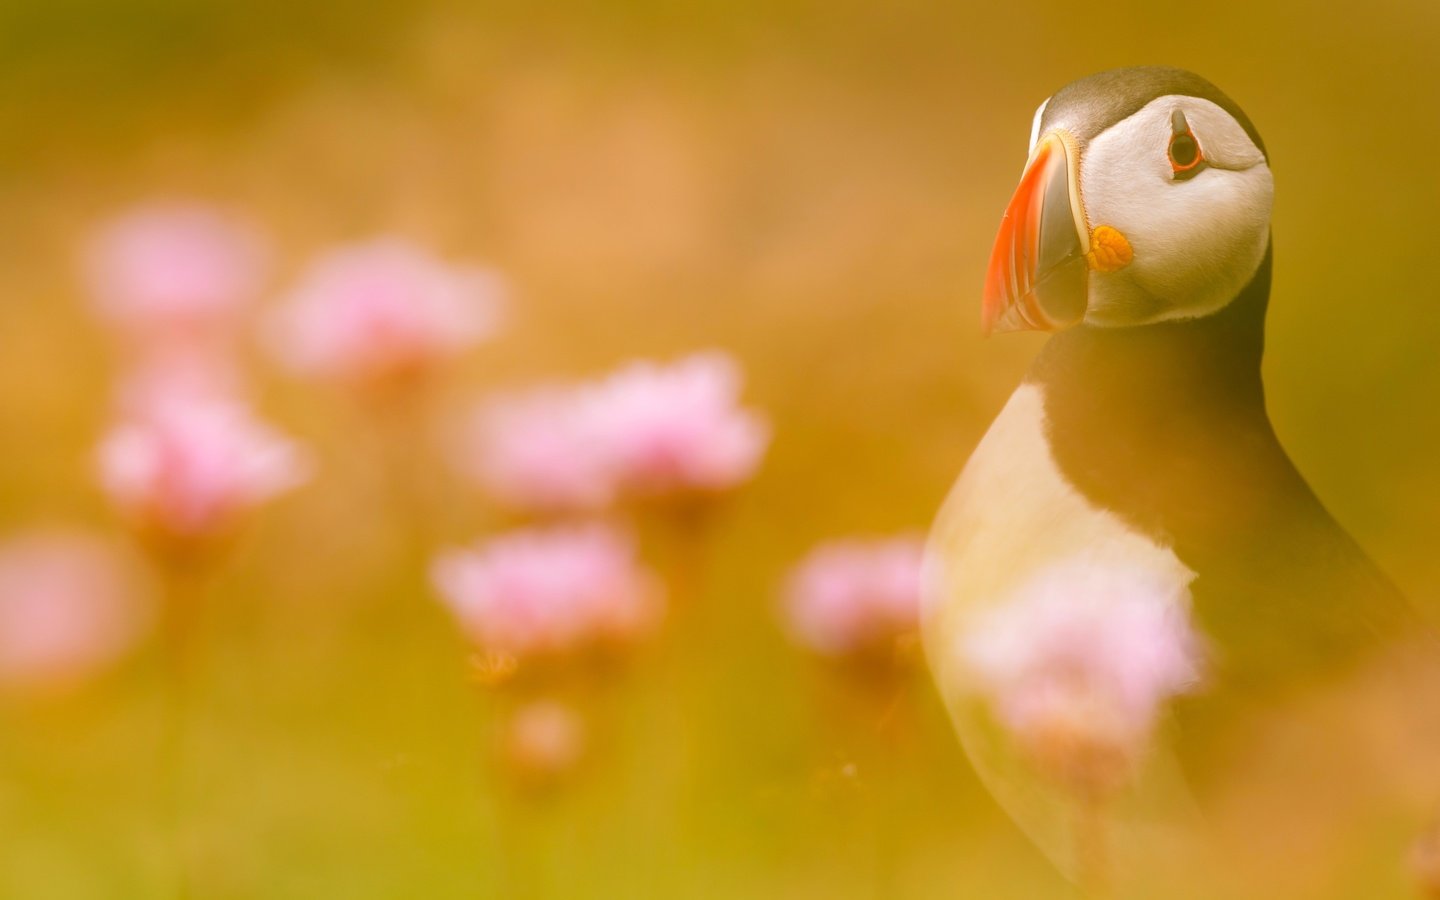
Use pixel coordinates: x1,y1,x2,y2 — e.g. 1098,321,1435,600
1168,109,1207,180
1169,133,1200,169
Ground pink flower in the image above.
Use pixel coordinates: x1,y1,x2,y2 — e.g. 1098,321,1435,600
1412,824,1440,898
457,387,614,516
504,700,587,781
96,394,311,542
83,203,268,344
0,531,150,691
783,536,925,658
961,557,1204,788
586,352,768,498
270,238,504,387
431,524,663,660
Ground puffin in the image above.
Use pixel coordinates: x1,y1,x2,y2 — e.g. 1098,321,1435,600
923,66,1440,898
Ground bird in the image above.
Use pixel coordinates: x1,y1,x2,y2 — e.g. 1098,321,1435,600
922,66,1440,898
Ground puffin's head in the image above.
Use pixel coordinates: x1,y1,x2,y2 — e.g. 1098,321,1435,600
983,66,1274,335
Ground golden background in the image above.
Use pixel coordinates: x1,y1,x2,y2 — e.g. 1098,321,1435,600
1,0,1438,896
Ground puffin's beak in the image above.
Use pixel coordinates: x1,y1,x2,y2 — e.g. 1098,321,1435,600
982,132,1091,335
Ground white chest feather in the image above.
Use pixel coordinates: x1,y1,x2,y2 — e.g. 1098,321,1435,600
921,384,1196,694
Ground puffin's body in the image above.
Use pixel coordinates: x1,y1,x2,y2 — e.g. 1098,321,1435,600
1029,246,1412,689
924,67,1439,897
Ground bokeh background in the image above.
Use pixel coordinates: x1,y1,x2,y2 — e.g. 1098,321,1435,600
2,0,1439,897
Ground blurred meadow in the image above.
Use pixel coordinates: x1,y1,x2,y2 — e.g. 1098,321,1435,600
2,0,1440,897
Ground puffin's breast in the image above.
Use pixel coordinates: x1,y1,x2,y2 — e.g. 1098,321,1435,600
921,383,1196,697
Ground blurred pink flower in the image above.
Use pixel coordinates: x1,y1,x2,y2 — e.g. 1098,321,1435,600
83,203,268,344
457,386,614,516
431,524,662,660
0,531,150,691
961,557,1204,786
270,238,504,387
97,394,311,542
1412,824,1440,898
586,352,768,499
504,699,587,781
783,536,925,658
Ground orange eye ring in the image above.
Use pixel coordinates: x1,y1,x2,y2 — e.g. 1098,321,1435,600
1168,109,1207,180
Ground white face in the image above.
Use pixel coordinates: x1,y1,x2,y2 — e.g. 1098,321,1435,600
1067,95,1274,326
